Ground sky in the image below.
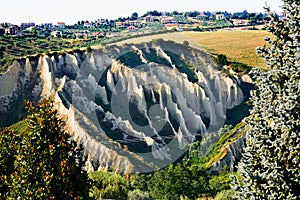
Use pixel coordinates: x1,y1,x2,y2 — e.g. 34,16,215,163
1,0,283,25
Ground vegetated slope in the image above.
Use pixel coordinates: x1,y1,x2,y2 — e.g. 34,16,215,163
112,30,271,68
0,35,96,74
187,120,249,172
0,40,247,174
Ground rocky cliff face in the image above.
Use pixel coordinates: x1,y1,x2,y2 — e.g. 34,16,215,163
0,41,245,173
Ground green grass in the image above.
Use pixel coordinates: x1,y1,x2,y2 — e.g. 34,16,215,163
142,48,172,67
164,50,199,82
117,51,144,68
190,121,248,169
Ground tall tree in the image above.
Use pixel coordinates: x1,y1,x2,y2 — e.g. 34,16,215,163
232,1,300,199
2,98,90,199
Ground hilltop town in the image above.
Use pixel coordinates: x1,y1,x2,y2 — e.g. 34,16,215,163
1,10,274,36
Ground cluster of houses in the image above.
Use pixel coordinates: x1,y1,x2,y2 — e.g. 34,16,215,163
115,15,182,32
0,22,66,35
115,20,141,30
2,10,283,37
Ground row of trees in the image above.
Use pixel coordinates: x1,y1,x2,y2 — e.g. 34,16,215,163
141,10,268,21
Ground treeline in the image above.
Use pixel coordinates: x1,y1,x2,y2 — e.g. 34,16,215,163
140,10,269,21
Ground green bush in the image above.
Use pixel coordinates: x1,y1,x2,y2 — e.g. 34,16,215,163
86,46,92,53
214,54,228,66
183,40,189,46
228,63,251,74
127,189,153,200
214,190,234,200
89,171,129,200
133,164,209,200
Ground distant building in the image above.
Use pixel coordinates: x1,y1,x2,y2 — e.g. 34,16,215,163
144,16,155,23
115,20,140,28
115,21,126,28
20,22,35,30
160,16,175,24
51,31,62,37
127,26,136,31
84,22,92,28
197,12,207,20
5,26,20,35
97,19,108,25
231,19,250,26
240,27,251,30
216,14,225,20
92,32,105,37
129,20,140,26
57,22,65,29
165,23,178,31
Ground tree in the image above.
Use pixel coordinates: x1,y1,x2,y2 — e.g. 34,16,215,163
183,40,189,46
232,1,300,199
146,10,162,17
86,46,92,53
0,128,20,199
89,171,129,200
215,54,228,66
131,12,138,20
148,164,209,199
2,98,90,199
172,11,179,15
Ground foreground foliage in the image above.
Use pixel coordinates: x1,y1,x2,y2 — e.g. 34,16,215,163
232,1,300,199
89,171,129,200
132,164,213,200
0,98,90,199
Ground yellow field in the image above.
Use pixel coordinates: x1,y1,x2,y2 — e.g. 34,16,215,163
113,30,272,68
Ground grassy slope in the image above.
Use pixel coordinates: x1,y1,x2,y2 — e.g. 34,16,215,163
113,30,271,68
191,121,249,169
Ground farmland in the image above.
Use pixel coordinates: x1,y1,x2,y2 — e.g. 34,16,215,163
112,30,272,68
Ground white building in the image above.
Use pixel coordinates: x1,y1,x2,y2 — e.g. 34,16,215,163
216,14,225,20
57,22,65,29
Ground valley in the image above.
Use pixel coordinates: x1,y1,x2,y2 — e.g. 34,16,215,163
0,40,248,173
0,29,256,199
1,1,298,198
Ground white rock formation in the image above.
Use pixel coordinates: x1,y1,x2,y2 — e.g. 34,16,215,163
0,42,245,173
